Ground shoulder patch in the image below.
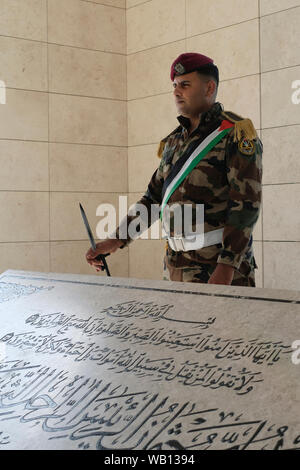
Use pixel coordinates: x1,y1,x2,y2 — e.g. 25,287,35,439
238,138,255,156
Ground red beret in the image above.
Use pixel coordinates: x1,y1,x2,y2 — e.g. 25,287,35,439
170,52,218,83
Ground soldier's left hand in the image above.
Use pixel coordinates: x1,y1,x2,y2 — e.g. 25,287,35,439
208,263,234,285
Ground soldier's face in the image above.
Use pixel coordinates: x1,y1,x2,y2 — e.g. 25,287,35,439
173,71,214,117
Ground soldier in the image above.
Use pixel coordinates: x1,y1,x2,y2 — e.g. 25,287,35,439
86,52,263,287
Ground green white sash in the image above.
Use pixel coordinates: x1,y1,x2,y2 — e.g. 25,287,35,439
160,120,234,220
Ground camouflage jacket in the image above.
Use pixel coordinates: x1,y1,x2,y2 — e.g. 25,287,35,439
117,102,263,271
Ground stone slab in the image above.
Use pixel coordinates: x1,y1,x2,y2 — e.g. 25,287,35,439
0,269,299,450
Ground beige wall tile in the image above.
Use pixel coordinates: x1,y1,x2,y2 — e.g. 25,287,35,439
48,0,126,54
127,41,185,100
0,89,48,141
186,0,258,36
0,0,47,41
128,93,179,146
49,45,126,100
263,184,300,241
128,144,159,192
0,36,47,91
49,143,128,192
253,210,263,241
262,126,300,184
253,240,263,287
49,94,127,146
261,8,300,72
127,0,148,7
260,0,300,16
128,192,144,212
263,241,300,290
50,192,125,241
0,242,50,274
261,66,300,128
218,75,260,129
129,239,166,279
0,192,49,242
187,20,259,81
127,0,185,54
0,140,48,191
50,241,129,277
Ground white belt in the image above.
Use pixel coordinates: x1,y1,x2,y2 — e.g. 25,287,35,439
167,228,224,252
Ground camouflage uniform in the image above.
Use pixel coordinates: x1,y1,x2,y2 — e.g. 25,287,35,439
117,101,263,287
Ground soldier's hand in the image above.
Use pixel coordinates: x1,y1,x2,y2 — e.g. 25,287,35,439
86,239,124,272
208,263,234,285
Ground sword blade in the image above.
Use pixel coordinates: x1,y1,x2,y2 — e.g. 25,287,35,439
79,203,97,251
79,203,111,276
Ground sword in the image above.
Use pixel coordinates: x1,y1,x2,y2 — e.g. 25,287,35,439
79,203,111,276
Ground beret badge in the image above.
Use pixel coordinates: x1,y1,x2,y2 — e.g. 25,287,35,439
174,62,185,74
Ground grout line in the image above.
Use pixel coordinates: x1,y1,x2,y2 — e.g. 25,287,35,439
261,241,300,243
80,0,125,9
126,0,152,10
0,34,126,56
126,1,130,278
0,138,128,148
126,0,300,16
46,0,51,272
262,182,300,186
0,190,129,194
258,0,264,288
260,4,300,18
3,86,127,102
261,123,300,131
261,63,300,75
184,0,187,53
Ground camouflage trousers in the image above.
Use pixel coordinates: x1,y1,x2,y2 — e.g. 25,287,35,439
163,256,256,287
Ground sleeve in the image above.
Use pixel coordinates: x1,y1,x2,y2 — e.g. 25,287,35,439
216,131,263,269
115,161,165,248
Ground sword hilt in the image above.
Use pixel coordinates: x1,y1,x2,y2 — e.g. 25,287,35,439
95,253,111,276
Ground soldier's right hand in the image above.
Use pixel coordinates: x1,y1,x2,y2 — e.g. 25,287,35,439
86,238,124,272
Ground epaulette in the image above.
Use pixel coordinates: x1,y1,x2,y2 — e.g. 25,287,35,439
157,125,181,158
221,110,258,143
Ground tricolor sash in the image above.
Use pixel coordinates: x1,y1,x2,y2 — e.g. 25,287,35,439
160,119,234,220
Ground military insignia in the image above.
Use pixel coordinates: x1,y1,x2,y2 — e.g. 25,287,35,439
174,62,185,74
238,138,255,156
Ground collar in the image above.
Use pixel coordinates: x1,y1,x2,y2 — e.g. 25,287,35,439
176,102,224,130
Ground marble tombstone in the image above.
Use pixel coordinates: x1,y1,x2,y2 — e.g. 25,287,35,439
0,269,299,450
